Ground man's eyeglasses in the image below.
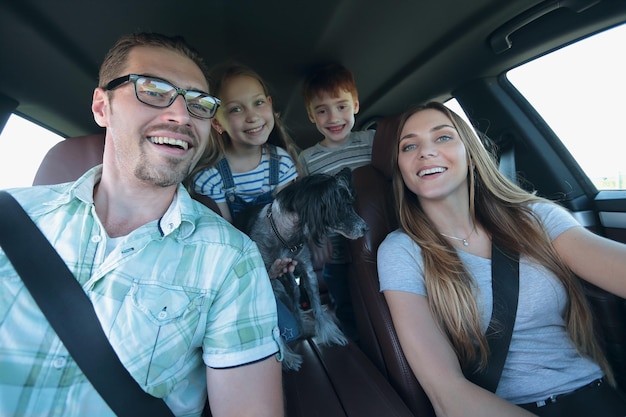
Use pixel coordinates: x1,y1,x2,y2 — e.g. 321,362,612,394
105,74,221,119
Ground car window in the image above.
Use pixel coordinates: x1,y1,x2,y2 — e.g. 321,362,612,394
0,114,64,190
507,23,626,191
445,98,472,126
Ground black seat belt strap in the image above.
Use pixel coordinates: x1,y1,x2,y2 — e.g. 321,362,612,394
0,191,175,417
465,242,520,393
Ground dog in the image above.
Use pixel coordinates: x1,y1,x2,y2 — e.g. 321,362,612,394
235,167,368,370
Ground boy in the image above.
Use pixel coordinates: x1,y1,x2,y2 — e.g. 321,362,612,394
299,63,375,342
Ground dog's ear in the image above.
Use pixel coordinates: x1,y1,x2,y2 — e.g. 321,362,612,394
335,167,355,193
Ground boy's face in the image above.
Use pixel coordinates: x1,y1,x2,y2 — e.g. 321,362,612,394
307,89,359,147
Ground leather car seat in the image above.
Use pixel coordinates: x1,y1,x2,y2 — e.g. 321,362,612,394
348,115,436,417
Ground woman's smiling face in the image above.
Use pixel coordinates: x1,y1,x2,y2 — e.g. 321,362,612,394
397,108,469,202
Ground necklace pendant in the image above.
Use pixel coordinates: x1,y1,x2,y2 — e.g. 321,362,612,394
462,239,469,246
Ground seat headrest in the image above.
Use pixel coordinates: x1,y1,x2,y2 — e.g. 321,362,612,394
32,132,223,215
33,133,105,186
371,114,402,180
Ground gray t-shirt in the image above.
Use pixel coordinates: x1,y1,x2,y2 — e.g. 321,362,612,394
377,202,603,404
298,130,375,176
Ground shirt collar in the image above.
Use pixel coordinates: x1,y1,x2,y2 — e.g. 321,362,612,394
47,165,197,239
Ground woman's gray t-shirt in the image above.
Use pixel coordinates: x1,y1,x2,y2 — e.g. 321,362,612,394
377,202,603,404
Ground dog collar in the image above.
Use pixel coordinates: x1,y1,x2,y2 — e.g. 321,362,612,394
266,204,304,254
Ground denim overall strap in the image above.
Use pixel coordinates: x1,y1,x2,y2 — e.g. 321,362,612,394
215,157,237,203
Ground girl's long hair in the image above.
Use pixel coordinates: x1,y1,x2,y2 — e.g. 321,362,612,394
186,62,302,188
392,102,612,382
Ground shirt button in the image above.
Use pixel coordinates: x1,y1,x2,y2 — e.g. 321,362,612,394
53,357,67,369
91,235,102,243
158,311,168,320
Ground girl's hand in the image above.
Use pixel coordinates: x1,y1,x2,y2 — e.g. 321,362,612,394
268,258,298,278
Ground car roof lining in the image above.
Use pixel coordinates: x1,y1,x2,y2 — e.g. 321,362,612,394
0,0,624,149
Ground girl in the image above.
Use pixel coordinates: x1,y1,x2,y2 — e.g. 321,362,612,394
189,62,300,224
377,102,626,416
189,63,302,343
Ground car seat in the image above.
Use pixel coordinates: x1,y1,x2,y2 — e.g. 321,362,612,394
348,114,436,416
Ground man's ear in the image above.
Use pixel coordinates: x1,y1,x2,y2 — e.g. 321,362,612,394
92,88,108,128
211,118,224,134
353,99,360,115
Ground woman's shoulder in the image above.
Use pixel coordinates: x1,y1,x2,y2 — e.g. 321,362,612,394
379,229,422,256
528,200,581,239
528,200,574,219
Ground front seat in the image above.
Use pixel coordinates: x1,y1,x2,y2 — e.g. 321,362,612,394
32,133,221,214
348,115,436,417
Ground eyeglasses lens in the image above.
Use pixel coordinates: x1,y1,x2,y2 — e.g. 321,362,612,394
134,76,219,119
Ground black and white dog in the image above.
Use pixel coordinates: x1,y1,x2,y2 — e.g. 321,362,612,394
236,167,368,370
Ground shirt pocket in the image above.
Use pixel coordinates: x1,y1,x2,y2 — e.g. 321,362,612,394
110,281,206,393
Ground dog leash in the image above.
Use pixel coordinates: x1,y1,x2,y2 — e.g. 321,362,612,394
266,203,303,254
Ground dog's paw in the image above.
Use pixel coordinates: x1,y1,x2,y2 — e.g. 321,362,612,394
315,316,348,346
276,334,304,371
281,349,303,371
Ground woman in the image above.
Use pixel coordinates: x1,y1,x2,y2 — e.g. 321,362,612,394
377,102,626,416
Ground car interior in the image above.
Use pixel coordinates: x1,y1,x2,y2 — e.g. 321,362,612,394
2,0,626,416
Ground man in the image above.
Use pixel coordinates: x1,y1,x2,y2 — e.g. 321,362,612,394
0,33,283,417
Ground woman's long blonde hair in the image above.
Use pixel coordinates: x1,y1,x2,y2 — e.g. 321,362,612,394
392,102,612,382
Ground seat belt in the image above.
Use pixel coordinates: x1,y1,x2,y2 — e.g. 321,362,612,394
465,242,520,393
0,191,175,417
499,145,517,184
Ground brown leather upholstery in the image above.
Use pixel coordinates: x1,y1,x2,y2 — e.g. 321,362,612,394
32,133,221,215
284,339,415,417
33,133,106,186
349,115,436,417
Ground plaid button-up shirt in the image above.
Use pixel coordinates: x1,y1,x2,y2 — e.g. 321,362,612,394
0,166,280,417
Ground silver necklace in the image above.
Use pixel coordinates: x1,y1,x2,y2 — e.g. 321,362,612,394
440,225,475,246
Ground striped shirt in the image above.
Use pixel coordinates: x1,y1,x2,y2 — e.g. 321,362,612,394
192,146,297,203
0,166,280,417
298,130,375,176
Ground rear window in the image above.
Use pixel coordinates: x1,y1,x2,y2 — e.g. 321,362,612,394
507,23,626,191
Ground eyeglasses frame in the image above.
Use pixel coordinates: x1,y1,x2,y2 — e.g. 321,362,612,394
105,74,220,119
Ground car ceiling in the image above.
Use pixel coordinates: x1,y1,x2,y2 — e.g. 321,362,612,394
0,0,621,149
